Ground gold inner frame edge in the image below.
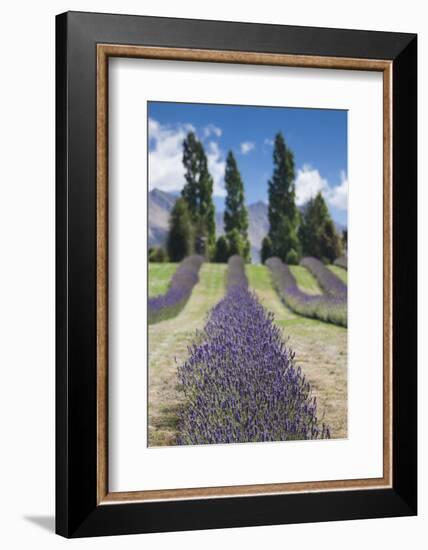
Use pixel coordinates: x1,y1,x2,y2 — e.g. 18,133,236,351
96,44,393,505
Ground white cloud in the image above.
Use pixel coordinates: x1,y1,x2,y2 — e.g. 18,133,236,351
148,118,190,193
295,164,328,206
203,124,222,138
206,141,226,197
295,165,348,211
240,141,255,155
264,138,274,146
327,170,348,210
148,118,226,197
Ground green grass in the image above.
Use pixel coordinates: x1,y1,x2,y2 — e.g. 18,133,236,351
327,265,348,284
148,263,177,297
246,265,315,329
289,265,322,295
245,264,274,291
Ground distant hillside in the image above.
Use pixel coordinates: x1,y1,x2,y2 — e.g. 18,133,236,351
148,188,346,262
148,188,177,247
148,189,269,262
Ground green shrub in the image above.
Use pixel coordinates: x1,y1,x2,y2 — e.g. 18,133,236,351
214,235,230,263
285,248,299,265
167,198,194,262
260,236,272,264
227,228,247,260
149,247,168,262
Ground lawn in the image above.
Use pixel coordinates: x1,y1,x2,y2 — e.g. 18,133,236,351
327,265,348,283
246,264,348,439
148,262,177,297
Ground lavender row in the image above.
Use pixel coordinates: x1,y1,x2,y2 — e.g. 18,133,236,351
226,254,249,290
177,255,330,445
334,255,348,270
148,255,204,325
300,256,347,299
266,257,347,327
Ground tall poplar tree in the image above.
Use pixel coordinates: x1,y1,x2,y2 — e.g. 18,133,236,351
181,132,200,219
181,132,216,257
267,132,300,263
223,151,251,261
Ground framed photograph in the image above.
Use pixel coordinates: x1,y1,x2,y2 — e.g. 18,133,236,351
56,11,417,537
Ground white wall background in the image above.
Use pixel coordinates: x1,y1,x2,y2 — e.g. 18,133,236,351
0,0,424,547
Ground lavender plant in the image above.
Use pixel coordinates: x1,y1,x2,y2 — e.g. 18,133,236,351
148,255,204,325
226,254,249,290
177,255,330,445
266,257,347,327
334,255,348,270
300,257,347,298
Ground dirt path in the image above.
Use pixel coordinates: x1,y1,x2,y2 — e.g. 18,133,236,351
148,264,227,446
247,265,348,439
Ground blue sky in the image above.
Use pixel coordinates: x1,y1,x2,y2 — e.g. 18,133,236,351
148,101,348,225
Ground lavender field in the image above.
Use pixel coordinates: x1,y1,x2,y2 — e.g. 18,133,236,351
147,103,348,447
267,257,347,327
148,257,347,446
177,257,330,444
148,264,227,446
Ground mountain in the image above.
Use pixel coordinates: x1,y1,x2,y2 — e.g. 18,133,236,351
148,188,269,262
148,188,346,262
148,188,177,247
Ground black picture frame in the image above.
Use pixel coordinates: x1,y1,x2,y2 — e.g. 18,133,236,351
56,11,417,538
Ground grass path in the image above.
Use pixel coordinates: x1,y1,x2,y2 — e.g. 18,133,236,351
148,264,227,446
327,265,348,283
290,265,322,295
148,263,177,297
247,265,348,439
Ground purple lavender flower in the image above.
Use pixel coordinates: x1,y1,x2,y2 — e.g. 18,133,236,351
334,255,347,270
148,255,204,324
300,257,347,299
266,257,347,327
176,255,330,445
